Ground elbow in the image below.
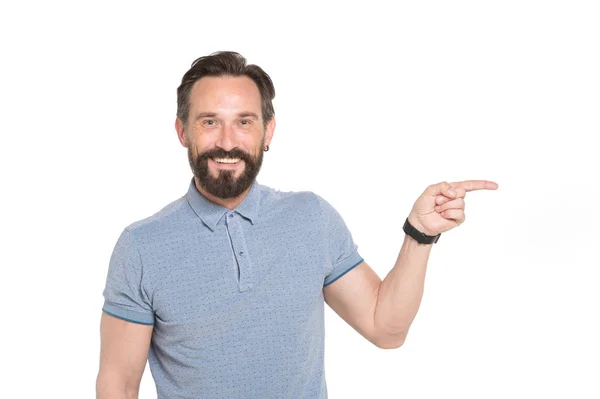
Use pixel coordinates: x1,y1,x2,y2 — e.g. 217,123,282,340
96,373,140,399
376,340,405,350
374,330,407,350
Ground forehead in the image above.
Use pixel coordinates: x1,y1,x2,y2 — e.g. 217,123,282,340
189,75,262,115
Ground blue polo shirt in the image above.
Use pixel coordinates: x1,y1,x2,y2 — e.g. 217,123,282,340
102,177,364,398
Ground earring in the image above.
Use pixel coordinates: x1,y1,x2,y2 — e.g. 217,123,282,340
264,145,270,152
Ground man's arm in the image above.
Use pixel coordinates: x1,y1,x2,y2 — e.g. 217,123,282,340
323,233,432,349
96,312,154,398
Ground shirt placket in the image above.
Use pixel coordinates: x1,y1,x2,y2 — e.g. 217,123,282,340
225,211,256,292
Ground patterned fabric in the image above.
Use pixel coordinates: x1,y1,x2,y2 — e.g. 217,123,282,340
102,177,363,398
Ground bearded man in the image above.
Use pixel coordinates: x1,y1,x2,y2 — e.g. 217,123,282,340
97,51,498,398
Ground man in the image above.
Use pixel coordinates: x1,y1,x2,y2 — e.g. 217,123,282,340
96,51,498,398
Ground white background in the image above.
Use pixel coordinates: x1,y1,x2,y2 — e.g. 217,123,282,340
1,0,599,398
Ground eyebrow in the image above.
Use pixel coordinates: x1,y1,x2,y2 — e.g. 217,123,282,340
194,112,259,122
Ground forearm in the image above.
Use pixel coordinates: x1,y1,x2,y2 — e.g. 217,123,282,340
374,232,433,347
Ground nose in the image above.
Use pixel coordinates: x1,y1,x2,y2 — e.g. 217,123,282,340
215,122,236,152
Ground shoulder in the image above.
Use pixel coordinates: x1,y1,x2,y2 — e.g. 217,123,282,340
257,182,317,206
256,183,325,218
122,195,193,243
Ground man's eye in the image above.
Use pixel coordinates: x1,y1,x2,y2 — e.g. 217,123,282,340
203,120,215,126
240,120,250,125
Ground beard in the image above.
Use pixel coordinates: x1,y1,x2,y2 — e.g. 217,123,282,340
187,140,265,199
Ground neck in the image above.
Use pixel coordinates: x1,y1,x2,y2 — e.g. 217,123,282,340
193,177,252,210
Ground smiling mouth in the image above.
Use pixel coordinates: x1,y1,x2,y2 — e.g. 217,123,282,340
210,157,244,168
212,157,241,164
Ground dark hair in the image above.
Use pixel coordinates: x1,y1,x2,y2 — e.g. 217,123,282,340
176,51,275,129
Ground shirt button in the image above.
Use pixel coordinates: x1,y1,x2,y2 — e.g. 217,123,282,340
239,251,244,256
229,214,234,218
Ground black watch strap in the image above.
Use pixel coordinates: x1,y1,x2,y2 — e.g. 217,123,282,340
403,217,441,244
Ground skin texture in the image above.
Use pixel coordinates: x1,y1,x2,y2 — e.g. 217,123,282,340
175,75,276,210
408,180,499,236
96,313,153,397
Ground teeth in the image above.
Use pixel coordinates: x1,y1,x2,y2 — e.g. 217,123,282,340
213,157,241,164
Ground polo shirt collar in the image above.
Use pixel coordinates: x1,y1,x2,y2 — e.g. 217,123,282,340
185,177,260,231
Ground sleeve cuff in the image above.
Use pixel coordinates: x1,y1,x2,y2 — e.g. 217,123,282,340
323,251,364,287
102,302,155,325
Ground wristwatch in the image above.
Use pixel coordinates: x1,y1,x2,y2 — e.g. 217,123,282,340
403,217,441,245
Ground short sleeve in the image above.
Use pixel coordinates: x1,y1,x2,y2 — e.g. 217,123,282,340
316,195,364,287
101,228,155,325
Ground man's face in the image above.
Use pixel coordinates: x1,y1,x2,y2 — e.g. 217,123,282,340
180,76,273,199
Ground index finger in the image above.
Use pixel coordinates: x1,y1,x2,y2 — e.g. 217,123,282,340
450,180,499,192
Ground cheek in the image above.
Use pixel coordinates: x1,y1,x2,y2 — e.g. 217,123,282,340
188,136,212,154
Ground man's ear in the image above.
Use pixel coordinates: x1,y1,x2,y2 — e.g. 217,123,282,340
175,118,188,147
264,116,276,148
